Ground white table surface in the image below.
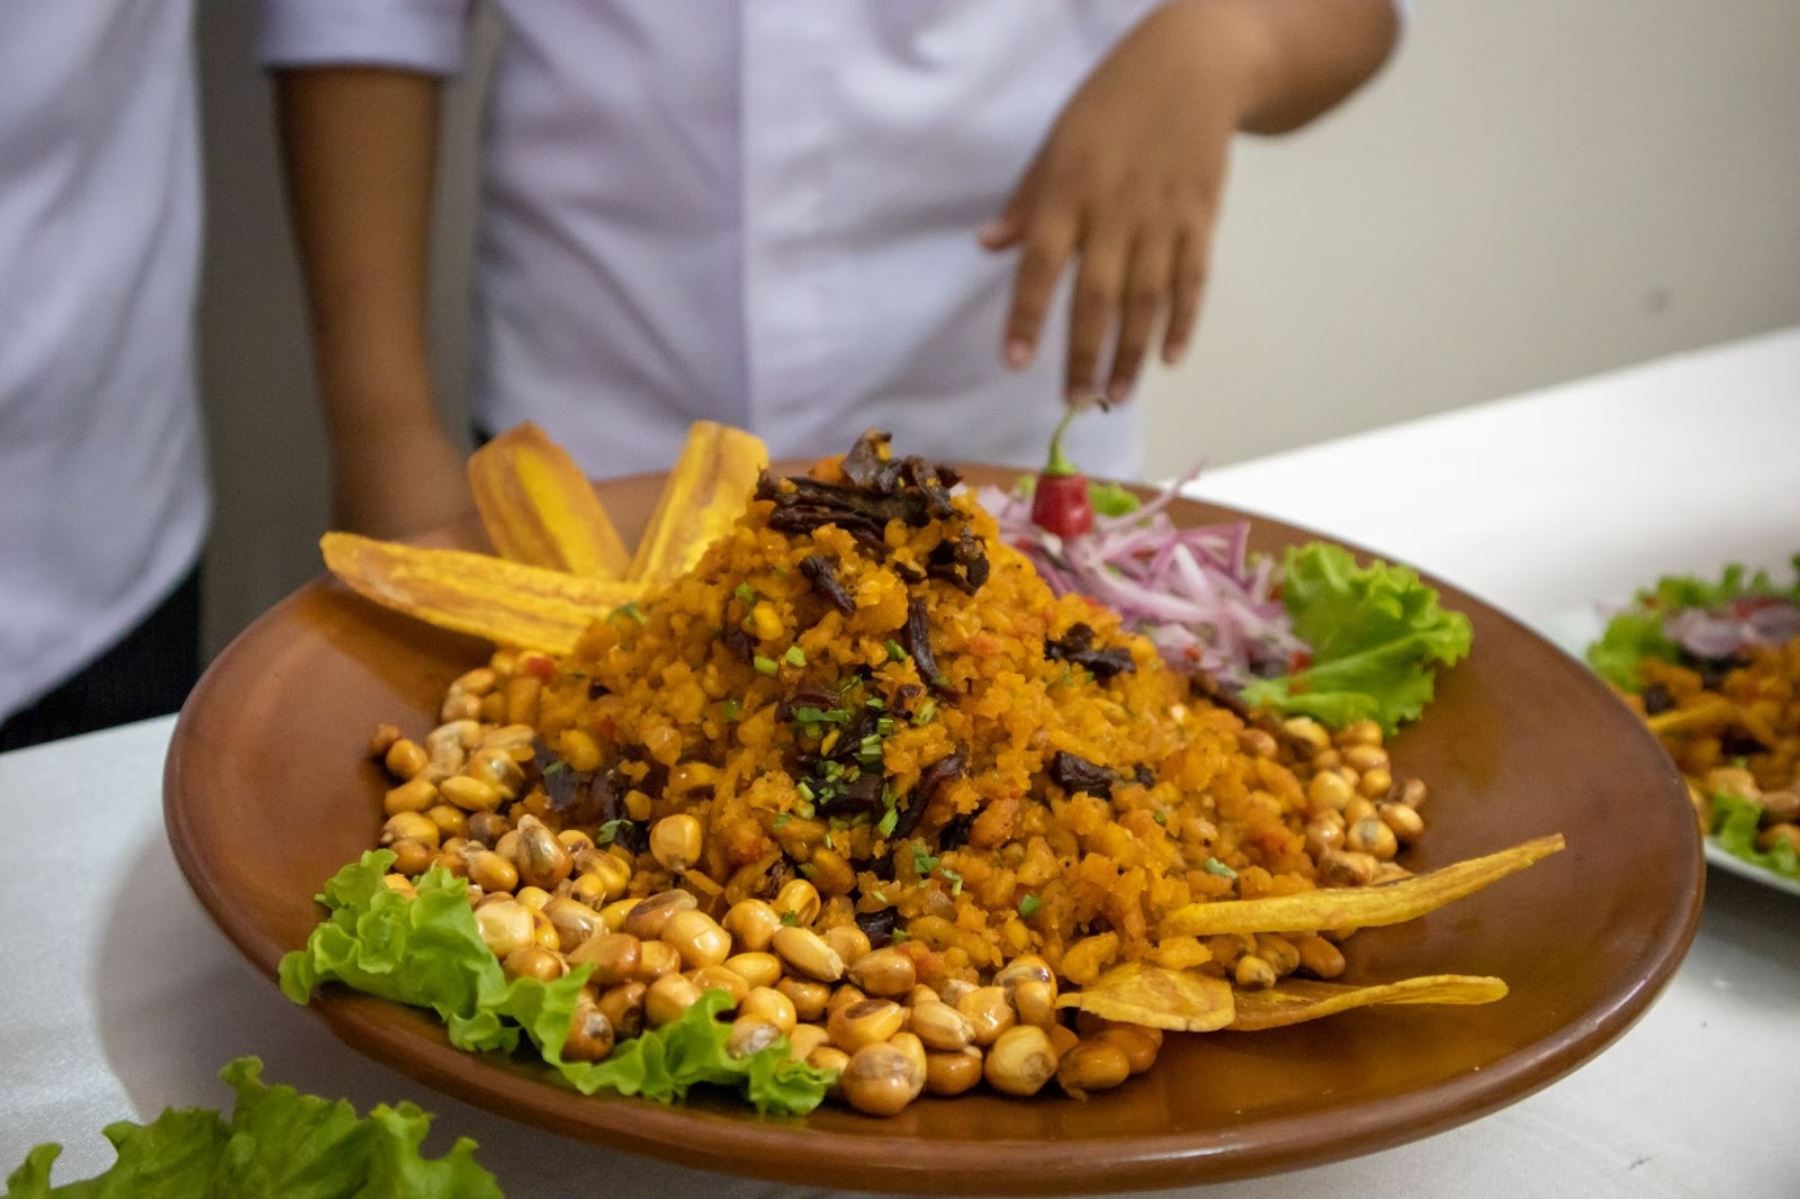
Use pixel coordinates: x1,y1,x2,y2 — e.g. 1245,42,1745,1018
5,328,1799,1197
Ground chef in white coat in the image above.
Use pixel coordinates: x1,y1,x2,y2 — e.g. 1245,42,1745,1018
262,0,1400,539
0,2,207,748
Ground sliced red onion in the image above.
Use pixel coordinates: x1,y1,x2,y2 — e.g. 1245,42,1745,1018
1665,600,1800,660
980,474,1305,685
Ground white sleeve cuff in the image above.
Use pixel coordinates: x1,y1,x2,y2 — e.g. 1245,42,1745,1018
258,0,473,76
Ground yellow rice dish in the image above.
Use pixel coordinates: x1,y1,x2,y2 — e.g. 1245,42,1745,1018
305,426,1558,1117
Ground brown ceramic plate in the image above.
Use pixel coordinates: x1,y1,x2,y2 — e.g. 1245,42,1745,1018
165,466,1701,1194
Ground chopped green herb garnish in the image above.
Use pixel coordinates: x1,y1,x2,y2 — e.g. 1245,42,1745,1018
1152,809,1167,825
794,706,850,724
611,601,647,624
542,760,568,777
784,645,807,667
796,780,816,801
876,807,899,837
596,819,630,845
753,655,779,676
780,910,800,927
1203,857,1238,879
891,930,910,944
870,890,889,905
938,867,964,896
734,582,757,604
912,699,937,726
866,697,885,711
773,812,791,828
1018,893,1042,918
912,846,939,875
722,698,742,721
795,800,815,820
875,716,896,736
885,640,906,662
798,863,818,879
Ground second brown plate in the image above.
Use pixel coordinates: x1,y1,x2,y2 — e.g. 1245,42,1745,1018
164,466,1701,1194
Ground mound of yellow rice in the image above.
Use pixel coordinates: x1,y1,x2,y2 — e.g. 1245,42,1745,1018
527,439,1337,988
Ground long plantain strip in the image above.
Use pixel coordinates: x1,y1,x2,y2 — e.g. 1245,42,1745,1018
1227,975,1509,1031
468,422,631,578
321,532,642,653
1160,834,1566,938
627,421,768,584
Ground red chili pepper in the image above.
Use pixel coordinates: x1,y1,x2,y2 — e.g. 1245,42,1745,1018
1030,410,1094,538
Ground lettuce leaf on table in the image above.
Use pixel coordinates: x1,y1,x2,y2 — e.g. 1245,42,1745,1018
1711,792,1800,882
3,1058,499,1199
1586,558,1800,690
1241,543,1473,734
279,852,834,1116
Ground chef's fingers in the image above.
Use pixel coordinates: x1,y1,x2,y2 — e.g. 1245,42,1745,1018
1002,210,1077,370
1161,224,1210,366
1063,220,1129,404
1104,232,1171,406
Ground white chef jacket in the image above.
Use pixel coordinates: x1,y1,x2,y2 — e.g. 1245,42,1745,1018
0,2,208,723
258,0,1163,482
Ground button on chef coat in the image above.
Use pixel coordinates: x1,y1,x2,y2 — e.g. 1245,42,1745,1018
0,1,207,722
259,0,1161,481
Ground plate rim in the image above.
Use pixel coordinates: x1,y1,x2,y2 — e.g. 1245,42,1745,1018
163,470,1705,1194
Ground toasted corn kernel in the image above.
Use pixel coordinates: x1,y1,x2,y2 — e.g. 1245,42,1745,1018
955,986,1015,1047
634,940,681,982
544,896,602,952
908,1000,974,1051
690,964,750,1006
1057,1039,1132,1098
728,1015,785,1060
382,811,440,849
985,1025,1057,1097
389,838,432,876
1295,933,1346,979
925,1046,984,1096
473,899,534,958
724,952,783,990
777,977,832,1022
440,775,504,813
740,986,797,1034
1235,954,1278,989
722,899,784,952
503,945,565,983
848,947,917,998
772,926,845,982
466,849,518,894
384,738,429,780
595,981,646,1038
1092,1027,1160,1074
563,1002,615,1062
650,813,703,874
828,998,905,1053
624,889,698,940
786,1024,831,1062
822,924,871,965
662,909,732,970
383,777,438,815
644,973,703,1027
773,879,822,926
841,1043,922,1116
568,931,641,986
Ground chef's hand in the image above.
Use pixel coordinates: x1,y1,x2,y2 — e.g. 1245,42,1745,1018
982,0,1399,406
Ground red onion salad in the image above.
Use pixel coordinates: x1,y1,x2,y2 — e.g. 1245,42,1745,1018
1665,598,1800,661
979,477,1308,687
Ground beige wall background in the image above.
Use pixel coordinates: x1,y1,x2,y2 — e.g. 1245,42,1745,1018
195,1,1800,652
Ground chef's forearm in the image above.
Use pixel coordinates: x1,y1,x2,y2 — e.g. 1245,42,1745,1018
274,67,445,446
1201,0,1401,135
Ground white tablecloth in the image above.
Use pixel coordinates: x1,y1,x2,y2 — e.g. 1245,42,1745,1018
5,329,1799,1197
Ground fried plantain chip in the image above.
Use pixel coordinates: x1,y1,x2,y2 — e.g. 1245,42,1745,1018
1227,975,1509,1031
1056,962,1235,1032
321,532,642,653
1160,834,1566,938
627,421,768,584
468,422,631,578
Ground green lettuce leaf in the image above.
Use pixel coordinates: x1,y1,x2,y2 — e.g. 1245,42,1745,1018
1241,543,1473,733
1711,793,1800,882
2,1059,499,1199
280,853,834,1115
1586,557,1800,691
